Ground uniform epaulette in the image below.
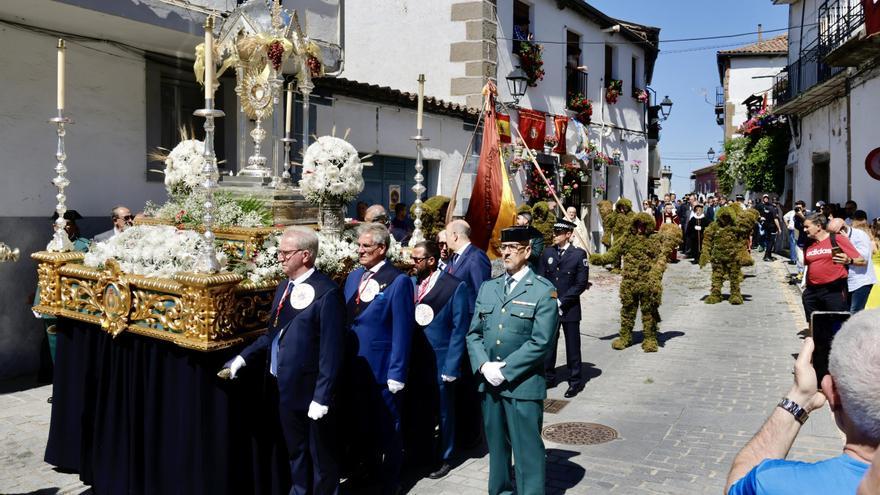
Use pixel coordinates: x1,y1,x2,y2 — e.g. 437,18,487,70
532,275,556,293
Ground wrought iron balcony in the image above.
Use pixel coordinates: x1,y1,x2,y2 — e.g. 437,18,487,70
714,86,724,125
773,38,845,114
819,0,880,66
566,70,589,105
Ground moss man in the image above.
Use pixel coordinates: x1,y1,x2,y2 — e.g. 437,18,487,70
699,206,746,305
590,212,678,352
596,198,635,272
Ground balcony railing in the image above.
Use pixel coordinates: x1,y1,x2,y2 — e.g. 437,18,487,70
774,38,844,107
566,70,589,105
819,0,865,57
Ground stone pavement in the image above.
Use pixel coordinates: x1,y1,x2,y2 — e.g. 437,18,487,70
0,254,844,494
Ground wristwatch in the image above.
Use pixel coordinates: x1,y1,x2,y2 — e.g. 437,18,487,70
778,397,809,424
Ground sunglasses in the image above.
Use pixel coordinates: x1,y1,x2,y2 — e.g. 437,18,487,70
115,215,134,221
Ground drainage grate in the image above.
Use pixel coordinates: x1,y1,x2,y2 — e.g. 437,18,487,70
543,398,570,414
541,422,618,446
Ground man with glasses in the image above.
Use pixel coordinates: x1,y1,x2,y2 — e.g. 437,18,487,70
221,227,345,495
407,241,470,479
342,222,415,494
436,230,450,271
467,226,559,495
539,217,589,398
93,205,133,243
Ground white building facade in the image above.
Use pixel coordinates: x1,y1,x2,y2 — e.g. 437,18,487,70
771,0,880,215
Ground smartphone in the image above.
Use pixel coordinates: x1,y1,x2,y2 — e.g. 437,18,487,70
831,246,844,257
809,311,851,388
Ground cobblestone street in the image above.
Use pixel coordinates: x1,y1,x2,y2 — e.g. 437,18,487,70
0,254,845,494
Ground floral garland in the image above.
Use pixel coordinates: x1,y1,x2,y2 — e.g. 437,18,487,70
84,225,226,278
568,93,593,124
737,108,780,136
605,79,623,104
299,136,366,205
513,28,545,87
144,191,270,230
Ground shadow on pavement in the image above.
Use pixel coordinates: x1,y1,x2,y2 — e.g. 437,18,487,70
545,449,586,494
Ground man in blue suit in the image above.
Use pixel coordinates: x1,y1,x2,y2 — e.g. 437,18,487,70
223,227,345,495
409,241,470,479
443,219,491,446
343,223,415,493
443,219,491,314
538,217,590,398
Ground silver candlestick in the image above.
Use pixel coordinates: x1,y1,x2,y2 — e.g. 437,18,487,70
47,111,74,252
277,135,297,189
297,59,314,157
194,99,225,273
408,131,429,247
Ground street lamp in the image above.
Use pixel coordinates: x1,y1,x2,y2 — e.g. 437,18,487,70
659,95,673,120
707,147,716,162
612,150,621,167
505,66,529,105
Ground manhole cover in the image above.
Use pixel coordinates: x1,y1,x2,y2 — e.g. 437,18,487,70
541,422,618,445
543,399,570,414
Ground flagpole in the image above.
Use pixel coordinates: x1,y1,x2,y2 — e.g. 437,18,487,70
444,110,484,226
500,101,591,254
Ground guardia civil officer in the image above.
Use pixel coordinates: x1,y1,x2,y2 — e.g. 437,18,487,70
409,241,470,479
467,226,559,495
223,226,345,495
343,222,415,494
538,217,589,398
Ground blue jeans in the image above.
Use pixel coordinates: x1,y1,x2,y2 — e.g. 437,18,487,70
788,231,798,264
850,284,874,313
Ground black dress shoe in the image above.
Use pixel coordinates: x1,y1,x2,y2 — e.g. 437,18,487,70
564,384,583,398
428,462,452,479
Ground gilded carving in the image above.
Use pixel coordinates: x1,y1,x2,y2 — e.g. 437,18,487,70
130,290,185,333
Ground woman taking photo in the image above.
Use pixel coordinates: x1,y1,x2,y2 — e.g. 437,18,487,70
802,213,863,322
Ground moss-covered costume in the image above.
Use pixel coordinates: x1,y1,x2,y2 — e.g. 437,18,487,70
699,206,748,305
590,213,680,352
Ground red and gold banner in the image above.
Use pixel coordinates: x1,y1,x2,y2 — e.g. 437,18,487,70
518,108,546,150
553,115,568,154
465,82,517,259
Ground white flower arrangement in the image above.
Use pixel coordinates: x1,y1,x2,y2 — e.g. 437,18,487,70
162,139,207,197
84,226,227,278
145,191,269,229
299,136,366,204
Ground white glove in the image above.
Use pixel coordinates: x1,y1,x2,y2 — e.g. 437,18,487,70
387,379,405,393
481,361,507,387
557,299,563,316
307,401,329,420
223,355,246,379
441,374,457,383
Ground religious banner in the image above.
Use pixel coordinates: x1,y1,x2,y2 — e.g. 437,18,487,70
518,108,546,151
466,82,517,259
497,113,511,144
553,115,568,154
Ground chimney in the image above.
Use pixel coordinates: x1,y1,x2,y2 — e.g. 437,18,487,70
758,23,763,42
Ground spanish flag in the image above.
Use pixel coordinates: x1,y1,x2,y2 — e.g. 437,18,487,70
465,82,517,259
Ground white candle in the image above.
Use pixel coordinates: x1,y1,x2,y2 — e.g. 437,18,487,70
416,74,425,131
204,17,214,100
285,83,293,134
57,39,65,111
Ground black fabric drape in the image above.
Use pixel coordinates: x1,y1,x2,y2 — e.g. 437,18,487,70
44,318,289,495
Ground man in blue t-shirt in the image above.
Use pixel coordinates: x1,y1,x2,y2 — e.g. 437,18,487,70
726,309,879,494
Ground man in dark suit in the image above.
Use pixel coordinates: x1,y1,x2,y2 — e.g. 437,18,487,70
516,211,544,270
443,219,491,445
443,219,491,313
223,227,345,495
409,241,470,479
343,223,415,493
538,217,590,397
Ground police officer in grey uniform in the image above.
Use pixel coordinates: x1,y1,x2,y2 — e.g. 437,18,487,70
538,217,590,397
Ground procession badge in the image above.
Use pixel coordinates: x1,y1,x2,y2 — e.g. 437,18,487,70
360,279,380,302
290,284,315,310
415,304,435,326
548,257,554,265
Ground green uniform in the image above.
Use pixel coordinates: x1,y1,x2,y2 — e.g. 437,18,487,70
466,269,558,495
35,236,89,362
